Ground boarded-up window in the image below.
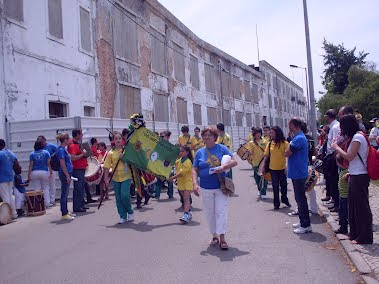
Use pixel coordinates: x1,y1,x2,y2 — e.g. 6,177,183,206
268,95,272,108
273,76,277,90
49,101,67,118
252,83,258,103
221,71,230,97
190,55,199,90
193,104,202,125
119,85,141,119
274,98,278,110
151,29,166,75
263,116,267,126
246,113,252,127
154,93,169,122
223,109,231,126
4,0,23,22
114,8,138,62
176,98,188,124
48,0,63,39
173,42,185,83
255,114,260,127
235,111,243,126
84,106,95,117
231,76,241,99
79,7,91,52
244,81,251,102
207,107,218,125
204,63,215,93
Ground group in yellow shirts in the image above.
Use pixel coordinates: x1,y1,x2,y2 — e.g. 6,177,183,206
215,123,233,178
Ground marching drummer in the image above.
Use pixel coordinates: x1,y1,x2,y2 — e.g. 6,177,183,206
245,128,268,199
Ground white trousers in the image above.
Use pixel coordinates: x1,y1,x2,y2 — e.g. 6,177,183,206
13,188,25,209
0,181,17,218
201,188,228,235
48,171,57,203
30,171,50,207
307,188,318,214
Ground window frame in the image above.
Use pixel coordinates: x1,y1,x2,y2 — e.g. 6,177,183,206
190,54,200,91
46,0,64,44
204,62,216,94
153,93,169,122
78,4,94,56
172,41,186,84
4,0,25,28
150,26,167,77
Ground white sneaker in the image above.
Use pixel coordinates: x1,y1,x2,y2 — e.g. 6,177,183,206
292,222,301,228
257,191,261,198
118,218,126,224
180,213,190,223
293,226,312,234
69,212,77,217
261,194,267,200
188,211,193,220
127,214,134,222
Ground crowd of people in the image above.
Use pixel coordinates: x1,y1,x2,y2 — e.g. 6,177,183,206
0,109,378,248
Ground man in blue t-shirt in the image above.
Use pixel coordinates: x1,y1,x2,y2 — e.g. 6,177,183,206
37,135,58,206
285,118,311,234
0,139,18,218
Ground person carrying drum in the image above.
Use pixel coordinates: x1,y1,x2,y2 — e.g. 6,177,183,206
0,139,19,219
245,128,268,199
103,132,134,224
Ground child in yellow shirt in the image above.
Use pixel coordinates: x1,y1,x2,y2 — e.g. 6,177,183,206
169,146,199,223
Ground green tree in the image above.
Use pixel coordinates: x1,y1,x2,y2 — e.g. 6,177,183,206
322,39,368,94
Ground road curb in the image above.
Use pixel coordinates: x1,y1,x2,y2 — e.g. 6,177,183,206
314,185,379,283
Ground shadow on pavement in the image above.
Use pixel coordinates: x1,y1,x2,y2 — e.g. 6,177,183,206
134,206,154,212
50,219,75,225
156,198,177,203
310,215,327,225
200,246,250,262
298,231,327,243
105,220,201,232
174,207,202,213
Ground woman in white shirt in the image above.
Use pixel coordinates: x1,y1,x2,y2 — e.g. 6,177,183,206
332,114,373,244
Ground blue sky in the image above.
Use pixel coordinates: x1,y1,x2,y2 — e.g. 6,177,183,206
158,0,379,99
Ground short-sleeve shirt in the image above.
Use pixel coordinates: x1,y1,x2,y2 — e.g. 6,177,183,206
178,135,192,147
191,136,204,152
348,133,368,175
216,133,232,150
30,149,51,171
175,157,193,190
247,133,254,141
44,143,58,156
67,140,88,170
103,148,131,182
288,131,309,179
193,144,233,189
245,138,267,167
57,146,73,173
0,149,17,183
369,127,379,147
264,140,289,170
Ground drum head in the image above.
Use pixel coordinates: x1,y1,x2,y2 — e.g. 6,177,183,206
263,172,272,182
0,202,12,225
85,158,100,177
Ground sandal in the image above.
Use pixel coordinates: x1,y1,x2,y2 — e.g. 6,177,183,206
220,240,229,250
209,237,219,246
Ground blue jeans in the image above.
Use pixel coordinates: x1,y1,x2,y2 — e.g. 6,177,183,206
292,178,310,228
339,197,348,230
253,166,267,195
72,169,85,211
59,170,71,216
270,170,289,208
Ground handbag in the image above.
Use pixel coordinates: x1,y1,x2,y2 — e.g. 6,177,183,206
205,148,235,196
264,142,271,173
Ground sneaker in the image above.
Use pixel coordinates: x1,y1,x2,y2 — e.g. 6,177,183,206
127,214,134,222
288,210,299,216
261,194,267,200
180,213,190,223
292,222,301,228
118,218,126,224
188,211,193,220
69,212,77,217
257,191,261,198
62,214,75,220
293,226,312,234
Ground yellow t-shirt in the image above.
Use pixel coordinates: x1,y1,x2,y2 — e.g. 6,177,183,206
175,158,193,191
178,135,192,147
245,139,267,167
216,133,232,150
103,148,131,182
247,133,254,141
191,136,204,152
263,135,271,143
264,140,289,170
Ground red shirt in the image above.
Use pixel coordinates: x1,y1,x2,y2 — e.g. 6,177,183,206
91,146,99,158
68,140,88,170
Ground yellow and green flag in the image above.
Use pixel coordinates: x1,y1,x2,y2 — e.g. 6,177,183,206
121,127,180,179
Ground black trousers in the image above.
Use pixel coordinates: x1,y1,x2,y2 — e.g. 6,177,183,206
325,157,339,206
270,170,289,208
348,174,373,244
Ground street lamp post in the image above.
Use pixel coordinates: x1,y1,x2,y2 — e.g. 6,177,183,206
290,65,310,125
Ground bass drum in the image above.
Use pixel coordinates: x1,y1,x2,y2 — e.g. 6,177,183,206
306,167,319,192
85,157,103,185
25,190,46,216
237,145,251,161
258,160,272,182
0,202,12,225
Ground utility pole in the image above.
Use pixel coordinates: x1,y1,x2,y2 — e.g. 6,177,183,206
303,0,317,142
219,60,224,124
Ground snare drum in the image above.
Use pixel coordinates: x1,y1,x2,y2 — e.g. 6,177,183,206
0,202,12,225
237,145,251,160
25,190,46,216
85,157,103,185
306,167,319,192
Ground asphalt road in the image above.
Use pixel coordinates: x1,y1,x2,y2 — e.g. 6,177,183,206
0,158,360,283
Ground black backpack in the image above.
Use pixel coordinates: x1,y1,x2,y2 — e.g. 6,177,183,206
50,150,60,171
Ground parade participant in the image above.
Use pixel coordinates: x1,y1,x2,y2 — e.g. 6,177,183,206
368,118,378,150
216,123,232,151
191,127,204,157
13,162,27,217
262,126,291,210
68,129,89,213
28,141,52,208
96,142,108,198
285,118,311,234
104,132,134,224
178,126,192,147
0,139,18,219
154,131,174,199
247,127,255,141
56,133,75,220
332,115,373,244
122,129,130,146
335,153,349,234
168,146,198,223
90,138,99,158
192,127,237,250
263,126,271,143
245,128,268,199
37,135,58,206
